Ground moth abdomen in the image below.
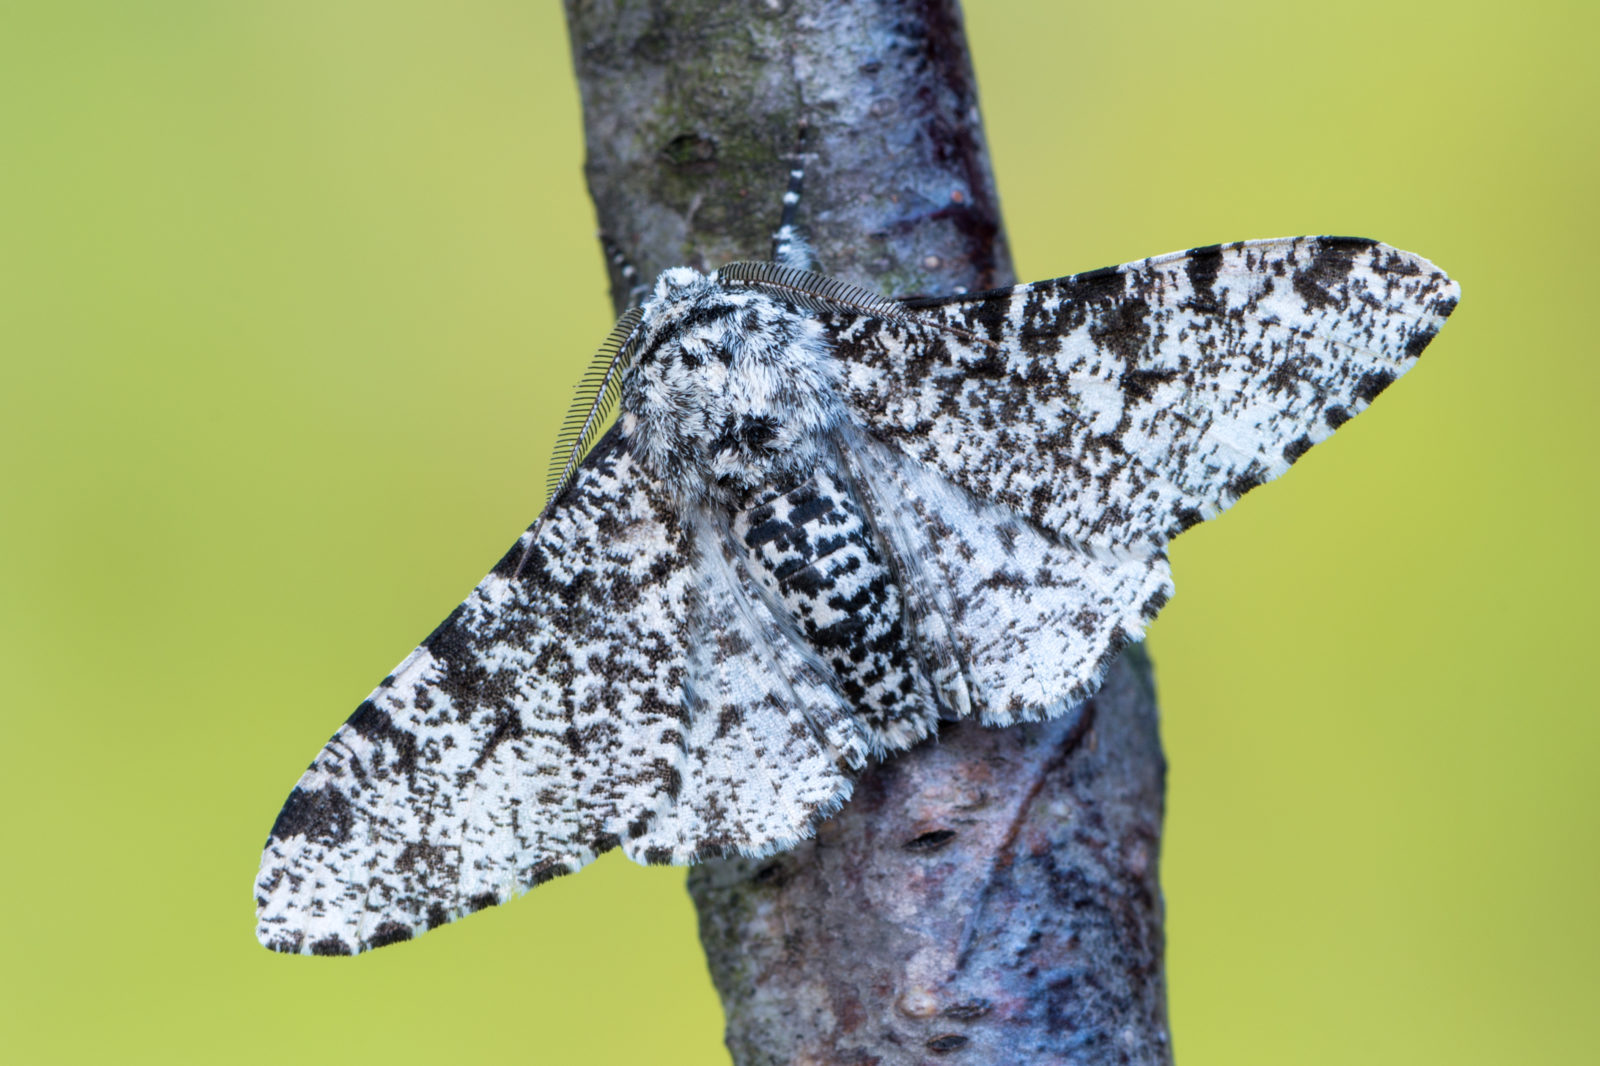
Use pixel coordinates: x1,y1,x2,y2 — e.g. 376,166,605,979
732,463,938,754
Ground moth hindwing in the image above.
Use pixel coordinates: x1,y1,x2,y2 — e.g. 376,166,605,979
257,234,1456,954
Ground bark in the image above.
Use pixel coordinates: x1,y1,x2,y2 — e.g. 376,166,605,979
563,2,1172,1062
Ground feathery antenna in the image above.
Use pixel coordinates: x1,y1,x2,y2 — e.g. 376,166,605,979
717,262,1003,350
545,305,645,508
513,306,644,579
717,262,910,323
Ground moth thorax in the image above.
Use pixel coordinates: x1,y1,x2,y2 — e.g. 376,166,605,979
621,268,846,503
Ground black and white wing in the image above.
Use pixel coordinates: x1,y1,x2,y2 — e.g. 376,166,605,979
835,424,1175,730
821,236,1457,724
255,426,859,955
638,507,865,863
834,237,1458,548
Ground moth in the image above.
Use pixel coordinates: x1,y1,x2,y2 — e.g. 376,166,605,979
255,172,1457,956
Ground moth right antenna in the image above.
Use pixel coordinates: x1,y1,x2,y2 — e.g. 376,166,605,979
771,120,812,271
600,233,650,309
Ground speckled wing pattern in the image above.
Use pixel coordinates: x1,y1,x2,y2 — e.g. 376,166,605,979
838,428,1174,729
255,427,856,955
257,235,1458,955
821,236,1457,723
255,428,688,954
633,508,862,864
832,237,1459,548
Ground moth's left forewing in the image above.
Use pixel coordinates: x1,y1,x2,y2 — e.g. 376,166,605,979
831,237,1458,550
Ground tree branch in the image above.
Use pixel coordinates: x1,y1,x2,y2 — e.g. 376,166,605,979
564,2,1171,1061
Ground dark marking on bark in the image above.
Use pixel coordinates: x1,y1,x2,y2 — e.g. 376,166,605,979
942,999,991,1021
926,1033,969,1053
752,861,787,887
904,828,957,851
662,131,717,169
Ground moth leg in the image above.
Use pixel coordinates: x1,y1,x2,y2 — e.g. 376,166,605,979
599,232,651,308
771,120,814,271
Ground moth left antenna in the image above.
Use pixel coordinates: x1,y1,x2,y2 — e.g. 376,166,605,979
514,306,644,577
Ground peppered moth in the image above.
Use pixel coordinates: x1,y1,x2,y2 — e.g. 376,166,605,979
256,227,1457,955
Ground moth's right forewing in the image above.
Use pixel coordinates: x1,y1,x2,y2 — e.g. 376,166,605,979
255,426,696,956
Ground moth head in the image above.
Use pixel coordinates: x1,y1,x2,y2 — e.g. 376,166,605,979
622,267,844,502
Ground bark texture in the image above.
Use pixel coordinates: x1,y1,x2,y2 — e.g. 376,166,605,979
563,2,1172,1062
565,0,1010,306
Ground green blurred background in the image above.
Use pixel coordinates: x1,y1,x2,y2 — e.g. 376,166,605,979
3,2,1594,1062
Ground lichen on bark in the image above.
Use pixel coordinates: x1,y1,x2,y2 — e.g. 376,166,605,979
563,2,1172,1061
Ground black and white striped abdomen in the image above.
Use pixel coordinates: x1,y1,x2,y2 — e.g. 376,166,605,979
731,464,936,750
